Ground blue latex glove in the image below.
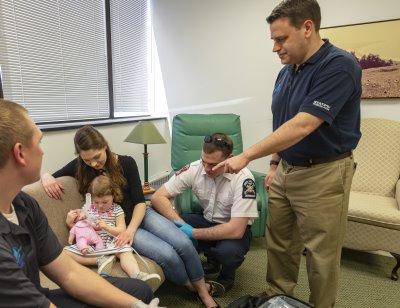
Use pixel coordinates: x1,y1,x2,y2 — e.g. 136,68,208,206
174,221,193,237
174,221,198,247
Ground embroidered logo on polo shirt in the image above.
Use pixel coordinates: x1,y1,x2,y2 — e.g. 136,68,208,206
12,246,25,268
313,100,331,111
176,164,190,176
242,179,256,199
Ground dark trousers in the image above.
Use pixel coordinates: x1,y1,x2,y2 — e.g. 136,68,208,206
181,213,252,282
46,276,153,307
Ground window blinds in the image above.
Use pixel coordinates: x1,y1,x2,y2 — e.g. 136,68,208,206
110,0,151,117
0,0,110,123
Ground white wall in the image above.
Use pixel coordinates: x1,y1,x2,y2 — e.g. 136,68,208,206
41,0,400,179
153,0,276,172
40,119,171,181
152,0,400,173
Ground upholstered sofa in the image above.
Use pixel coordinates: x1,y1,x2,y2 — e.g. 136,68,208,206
344,118,400,280
23,176,164,291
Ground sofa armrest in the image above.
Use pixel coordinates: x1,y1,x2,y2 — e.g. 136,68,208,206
396,179,400,210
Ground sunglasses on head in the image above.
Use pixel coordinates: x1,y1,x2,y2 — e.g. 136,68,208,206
204,135,230,149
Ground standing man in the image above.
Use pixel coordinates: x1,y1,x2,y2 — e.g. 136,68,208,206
151,133,258,295
214,0,361,307
0,99,161,308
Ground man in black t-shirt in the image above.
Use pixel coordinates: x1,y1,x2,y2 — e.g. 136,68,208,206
0,99,160,308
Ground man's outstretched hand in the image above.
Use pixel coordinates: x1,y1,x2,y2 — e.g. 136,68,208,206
212,153,250,174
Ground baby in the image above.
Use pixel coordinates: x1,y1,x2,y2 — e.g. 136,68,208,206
67,175,160,285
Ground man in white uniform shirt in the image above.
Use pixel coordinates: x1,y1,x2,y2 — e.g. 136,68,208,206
151,133,258,293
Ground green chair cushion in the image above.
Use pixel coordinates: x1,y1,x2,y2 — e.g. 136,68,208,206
171,113,268,237
172,114,243,171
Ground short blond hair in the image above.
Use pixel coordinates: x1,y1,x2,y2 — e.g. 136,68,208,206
0,99,33,169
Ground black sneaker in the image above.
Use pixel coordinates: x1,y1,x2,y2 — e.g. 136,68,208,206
216,277,234,293
202,261,221,275
206,280,225,298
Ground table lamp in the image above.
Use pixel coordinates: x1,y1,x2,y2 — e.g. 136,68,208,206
124,121,167,194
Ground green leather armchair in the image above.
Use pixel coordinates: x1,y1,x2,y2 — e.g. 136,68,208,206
170,113,268,237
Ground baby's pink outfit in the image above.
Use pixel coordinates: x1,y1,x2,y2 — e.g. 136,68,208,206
70,220,104,251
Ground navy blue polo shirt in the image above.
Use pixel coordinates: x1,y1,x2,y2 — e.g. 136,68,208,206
271,39,362,164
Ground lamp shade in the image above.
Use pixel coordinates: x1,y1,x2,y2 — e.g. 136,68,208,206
124,121,167,145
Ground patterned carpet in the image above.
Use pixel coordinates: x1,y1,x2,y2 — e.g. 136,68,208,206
156,238,400,307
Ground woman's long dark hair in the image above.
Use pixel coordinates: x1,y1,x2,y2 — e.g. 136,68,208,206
74,125,127,197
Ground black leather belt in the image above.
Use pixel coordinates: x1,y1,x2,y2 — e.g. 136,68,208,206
284,151,352,167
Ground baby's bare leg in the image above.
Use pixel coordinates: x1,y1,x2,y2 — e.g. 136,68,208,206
64,249,97,266
117,252,140,278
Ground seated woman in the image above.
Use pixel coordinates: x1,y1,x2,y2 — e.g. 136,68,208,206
41,125,221,308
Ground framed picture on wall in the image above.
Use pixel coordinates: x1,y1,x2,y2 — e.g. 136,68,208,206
320,19,400,99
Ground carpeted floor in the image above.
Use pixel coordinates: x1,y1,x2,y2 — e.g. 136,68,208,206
156,238,400,307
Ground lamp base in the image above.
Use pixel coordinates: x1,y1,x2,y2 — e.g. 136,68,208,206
142,182,156,195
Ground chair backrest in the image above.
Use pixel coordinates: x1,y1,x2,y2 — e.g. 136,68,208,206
171,114,243,171
351,118,400,197
23,176,83,246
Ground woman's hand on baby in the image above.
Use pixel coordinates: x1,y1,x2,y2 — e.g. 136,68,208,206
115,229,134,247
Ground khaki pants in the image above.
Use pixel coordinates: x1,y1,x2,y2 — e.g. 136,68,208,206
265,156,355,308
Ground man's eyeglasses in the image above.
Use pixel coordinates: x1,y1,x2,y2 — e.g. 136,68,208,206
203,135,231,149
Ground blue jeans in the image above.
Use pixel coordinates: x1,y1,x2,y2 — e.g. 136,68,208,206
182,213,252,282
132,207,204,285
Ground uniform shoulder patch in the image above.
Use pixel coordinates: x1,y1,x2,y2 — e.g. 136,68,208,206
176,164,190,176
242,178,256,199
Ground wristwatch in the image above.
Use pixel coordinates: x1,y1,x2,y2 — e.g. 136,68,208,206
270,160,280,166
